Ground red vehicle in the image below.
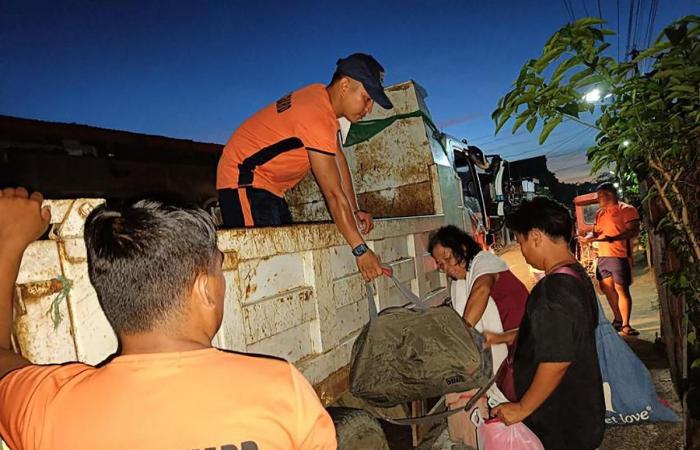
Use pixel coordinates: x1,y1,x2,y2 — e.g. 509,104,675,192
574,192,600,276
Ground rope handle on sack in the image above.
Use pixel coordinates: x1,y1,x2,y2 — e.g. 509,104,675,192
375,368,500,426
365,265,430,321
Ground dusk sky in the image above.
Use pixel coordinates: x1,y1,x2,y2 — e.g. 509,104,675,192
2,0,697,182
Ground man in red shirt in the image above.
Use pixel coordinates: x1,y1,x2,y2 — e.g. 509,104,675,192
581,182,641,336
217,53,393,282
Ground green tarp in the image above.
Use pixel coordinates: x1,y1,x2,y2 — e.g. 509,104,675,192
344,110,441,147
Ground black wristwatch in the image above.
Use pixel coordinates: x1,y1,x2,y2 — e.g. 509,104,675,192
352,243,370,257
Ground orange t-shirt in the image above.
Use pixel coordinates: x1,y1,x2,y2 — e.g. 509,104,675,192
216,84,340,197
0,348,337,450
594,202,640,257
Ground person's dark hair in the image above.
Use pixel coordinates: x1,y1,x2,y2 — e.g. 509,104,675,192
84,199,218,335
505,196,573,241
428,225,483,267
596,181,618,199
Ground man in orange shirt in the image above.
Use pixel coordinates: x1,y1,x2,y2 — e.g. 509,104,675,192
217,53,393,282
0,187,337,450
581,182,641,336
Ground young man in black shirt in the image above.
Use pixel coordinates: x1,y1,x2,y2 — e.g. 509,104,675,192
489,197,604,450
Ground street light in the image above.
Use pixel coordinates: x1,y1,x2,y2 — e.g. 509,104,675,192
583,88,602,103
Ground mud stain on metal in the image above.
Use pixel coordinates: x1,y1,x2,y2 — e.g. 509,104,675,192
358,181,435,218
17,279,64,302
314,366,350,406
222,251,239,271
12,320,36,360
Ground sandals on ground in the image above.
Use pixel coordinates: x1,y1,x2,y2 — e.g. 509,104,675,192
619,325,640,336
611,319,623,332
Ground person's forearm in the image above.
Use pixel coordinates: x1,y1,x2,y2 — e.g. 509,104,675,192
336,149,360,212
610,228,639,241
0,243,25,350
325,190,364,249
463,276,495,327
519,362,570,416
494,329,518,346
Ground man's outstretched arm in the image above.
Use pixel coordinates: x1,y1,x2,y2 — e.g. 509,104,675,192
308,151,383,282
0,187,51,379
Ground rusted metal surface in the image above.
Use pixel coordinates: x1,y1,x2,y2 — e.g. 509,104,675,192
287,81,454,222
357,181,435,218
17,279,64,302
315,366,350,406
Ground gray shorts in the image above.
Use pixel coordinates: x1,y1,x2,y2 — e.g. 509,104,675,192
596,257,632,286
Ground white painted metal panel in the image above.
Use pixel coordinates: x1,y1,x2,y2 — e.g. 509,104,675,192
243,287,316,344
13,210,448,394
237,253,307,304
247,321,316,363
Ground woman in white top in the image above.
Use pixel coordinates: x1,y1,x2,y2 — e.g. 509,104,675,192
429,225,529,401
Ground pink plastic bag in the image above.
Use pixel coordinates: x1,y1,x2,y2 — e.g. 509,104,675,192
477,418,544,450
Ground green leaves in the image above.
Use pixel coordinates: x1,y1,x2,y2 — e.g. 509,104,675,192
539,115,563,144
512,110,531,133
526,116,538,132
665,22,688,45
572,17,607,28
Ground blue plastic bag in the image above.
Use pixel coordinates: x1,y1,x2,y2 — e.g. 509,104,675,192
595,300,680,424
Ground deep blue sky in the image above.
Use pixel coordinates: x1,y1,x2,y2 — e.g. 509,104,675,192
2,0,697,181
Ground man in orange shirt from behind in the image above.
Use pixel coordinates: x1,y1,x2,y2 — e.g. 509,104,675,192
581,182,641,336
0,187,336,450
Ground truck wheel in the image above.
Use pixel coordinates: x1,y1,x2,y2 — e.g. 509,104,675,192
327,407,390,450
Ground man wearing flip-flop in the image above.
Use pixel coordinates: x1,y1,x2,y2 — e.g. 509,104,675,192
581,182,641,336
216,53,393,282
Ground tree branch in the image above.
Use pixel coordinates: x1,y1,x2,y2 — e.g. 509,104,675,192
649,158,700,263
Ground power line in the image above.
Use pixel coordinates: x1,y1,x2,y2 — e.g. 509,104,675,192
549,145,593,159
642,0,659,71
544,128,594,156
633,0,644,51
562,0,575,21
625,0,635,60
499,127,594,159
617,0,621,61
581,0,590,17
597,0,603,20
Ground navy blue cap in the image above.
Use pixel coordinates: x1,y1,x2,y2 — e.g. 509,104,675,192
336,53,393,109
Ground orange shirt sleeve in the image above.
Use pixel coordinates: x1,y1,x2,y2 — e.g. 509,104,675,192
0,363,92,449
289,365,337,450
294,105,340,157
622,205,640,223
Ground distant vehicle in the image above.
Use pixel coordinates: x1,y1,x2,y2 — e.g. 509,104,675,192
574,192,601,276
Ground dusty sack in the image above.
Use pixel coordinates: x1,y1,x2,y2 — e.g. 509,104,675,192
349,276,492,408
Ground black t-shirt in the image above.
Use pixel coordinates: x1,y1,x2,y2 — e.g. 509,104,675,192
514,263,605,450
